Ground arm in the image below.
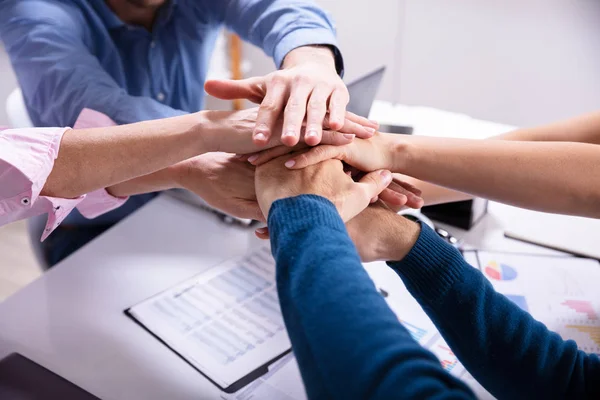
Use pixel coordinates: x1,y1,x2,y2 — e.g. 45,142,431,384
267,195,474,399
390,224,600,399
0,1,184,126
42,113,210,199
286,132,600,217
496,110,600,144
402,111,600,204
347,205,600,399
204,0,379,147
392,136,600,218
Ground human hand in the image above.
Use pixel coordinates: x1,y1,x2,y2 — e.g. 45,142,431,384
201,107,357,155
170,152,264,221
245,135,423,210
255,154,392,221
204,46,378,147
346,201,421,262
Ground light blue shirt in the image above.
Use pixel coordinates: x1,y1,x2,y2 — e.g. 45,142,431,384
0,0,341,224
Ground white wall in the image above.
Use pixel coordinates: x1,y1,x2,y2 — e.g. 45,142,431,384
399,0,600,126
241,0,600,127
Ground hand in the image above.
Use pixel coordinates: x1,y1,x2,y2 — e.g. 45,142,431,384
255,154,393,221
246,136,424,210
346,201,421,262
201,107,357,155
171,152,264,221
205,46,378,147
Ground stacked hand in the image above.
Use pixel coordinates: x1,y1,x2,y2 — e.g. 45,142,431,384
205,46,377,147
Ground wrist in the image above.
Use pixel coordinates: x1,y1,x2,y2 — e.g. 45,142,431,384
379,214,421,261
389,135,415,173
187,111,216,153
282,45,336,70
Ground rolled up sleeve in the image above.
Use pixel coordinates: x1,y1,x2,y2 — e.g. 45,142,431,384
0,127,84,240
0,108,128,240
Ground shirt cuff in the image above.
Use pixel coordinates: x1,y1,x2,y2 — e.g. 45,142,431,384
387,223,467,304
273,28,344,76
77,189,128,219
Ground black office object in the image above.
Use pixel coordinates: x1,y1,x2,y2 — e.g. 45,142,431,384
0,353,100,400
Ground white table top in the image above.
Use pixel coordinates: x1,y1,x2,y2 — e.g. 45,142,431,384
0,104,570,399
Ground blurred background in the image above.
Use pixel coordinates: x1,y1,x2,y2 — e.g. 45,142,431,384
2,0,600,299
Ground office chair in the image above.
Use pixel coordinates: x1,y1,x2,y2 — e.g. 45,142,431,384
5,88,49,270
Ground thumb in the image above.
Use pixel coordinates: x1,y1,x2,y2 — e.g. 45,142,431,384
358,170,393,201
204,78,265,104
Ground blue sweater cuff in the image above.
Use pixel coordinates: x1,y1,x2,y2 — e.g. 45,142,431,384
268,195,346,241
388,223,467,303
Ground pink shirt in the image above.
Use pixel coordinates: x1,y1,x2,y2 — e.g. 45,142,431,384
0,109,128,240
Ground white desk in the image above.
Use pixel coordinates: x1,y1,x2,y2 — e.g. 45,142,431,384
0,105,571,399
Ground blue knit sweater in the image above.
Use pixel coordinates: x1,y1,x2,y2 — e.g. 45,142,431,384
268,195,600,400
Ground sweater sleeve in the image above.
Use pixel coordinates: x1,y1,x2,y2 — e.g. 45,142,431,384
268,195,475,400
389,224,600,400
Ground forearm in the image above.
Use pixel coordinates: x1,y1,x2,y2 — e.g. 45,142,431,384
269,195,474,400
389,224,600,399
393,136,600,217
495,111,600,144
42,113,210,199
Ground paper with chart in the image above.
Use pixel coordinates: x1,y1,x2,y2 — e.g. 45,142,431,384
128,246,291,389
469,251,600,355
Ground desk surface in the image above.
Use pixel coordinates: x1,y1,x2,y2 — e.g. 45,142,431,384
0,105,570,399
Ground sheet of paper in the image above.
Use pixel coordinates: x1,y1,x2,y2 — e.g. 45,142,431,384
472,251,600,355
128,246,291,388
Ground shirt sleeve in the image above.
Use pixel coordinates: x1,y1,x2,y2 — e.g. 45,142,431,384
267,195,475,400
201,0,343,72
0,0,186,127
0,127,84,240
0,109,129,240
389,224,600,399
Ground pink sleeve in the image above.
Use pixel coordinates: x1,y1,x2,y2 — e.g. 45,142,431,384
0,126,84,240
0,109,128,241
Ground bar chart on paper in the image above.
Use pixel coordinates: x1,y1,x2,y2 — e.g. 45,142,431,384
428,337,463,376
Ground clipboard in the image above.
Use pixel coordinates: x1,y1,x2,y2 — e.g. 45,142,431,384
125,246,291,393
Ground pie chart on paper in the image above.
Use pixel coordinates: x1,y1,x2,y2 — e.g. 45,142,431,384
484,261,517,281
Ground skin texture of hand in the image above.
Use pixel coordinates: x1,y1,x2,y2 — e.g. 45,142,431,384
345,202,421,263
202,107,358,155
245,135,424,210
255,154,393,222
280,131,399,171
171,152,264,221
204,46,378,147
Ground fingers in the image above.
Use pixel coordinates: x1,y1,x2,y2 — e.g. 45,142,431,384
345,111,379,130
248,146,296,166
284,145,345,169
305,86,331,146
282,78,312,147
320,130,355,146
254,227,270,240
255,78,289,146
204,78,265,104
338,169,392,222
328,88,349,130
379,188,408,207
357,170,393,202
325,114,375,139
391,178,424,209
